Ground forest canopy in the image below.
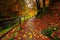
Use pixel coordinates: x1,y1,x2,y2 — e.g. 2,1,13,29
0,0,50,19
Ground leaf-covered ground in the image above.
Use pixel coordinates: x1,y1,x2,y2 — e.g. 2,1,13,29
2,13,59,40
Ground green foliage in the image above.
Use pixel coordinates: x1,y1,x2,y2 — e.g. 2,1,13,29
41,26,60,40
9,37,14,40
41,27,53,37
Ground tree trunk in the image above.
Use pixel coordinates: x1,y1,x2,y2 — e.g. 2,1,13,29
36,0,41,10
36,0,42,18
36,0,46,18
43,0,46,12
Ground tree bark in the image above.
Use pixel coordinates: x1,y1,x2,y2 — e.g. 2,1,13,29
36,0,45,18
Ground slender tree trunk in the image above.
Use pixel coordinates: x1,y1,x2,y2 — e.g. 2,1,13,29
36,0,41,10
36,0,46,18
43,0,46,13
36,0,42,18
